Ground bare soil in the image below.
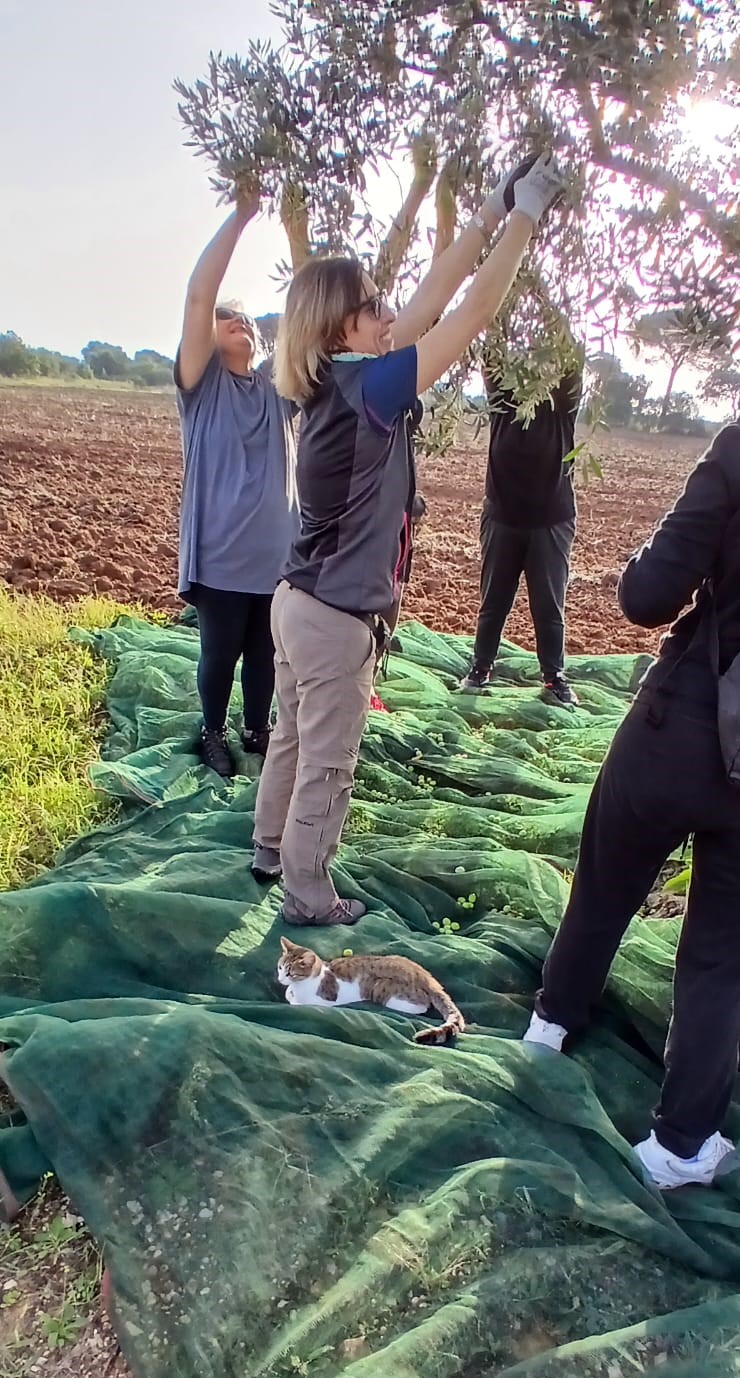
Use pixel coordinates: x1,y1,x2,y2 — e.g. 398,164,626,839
0,386,707,659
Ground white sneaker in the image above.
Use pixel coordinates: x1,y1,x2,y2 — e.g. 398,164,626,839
522,1012,567,1052
635,1130,736,1190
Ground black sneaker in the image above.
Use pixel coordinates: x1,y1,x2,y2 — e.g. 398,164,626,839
542,674,579,707
199,726,236,778
241,726,271,758
460,660,493,692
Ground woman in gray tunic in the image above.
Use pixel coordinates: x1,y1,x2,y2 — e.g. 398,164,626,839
175,187,299,777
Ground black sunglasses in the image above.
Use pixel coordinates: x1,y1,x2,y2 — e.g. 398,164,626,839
353,292,386,321
215,307,255,328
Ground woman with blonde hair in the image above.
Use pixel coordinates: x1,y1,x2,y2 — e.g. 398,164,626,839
252,153,566,926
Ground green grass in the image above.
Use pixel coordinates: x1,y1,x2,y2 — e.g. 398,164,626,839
0,587,155,1374
0,587,142,1372
0,587,135,891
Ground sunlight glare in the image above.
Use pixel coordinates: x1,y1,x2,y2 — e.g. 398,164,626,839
678,97,740,159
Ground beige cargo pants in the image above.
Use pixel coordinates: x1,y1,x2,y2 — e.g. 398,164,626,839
253,581,376,916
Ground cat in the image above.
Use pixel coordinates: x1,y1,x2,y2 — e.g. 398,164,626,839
277,936,465,1045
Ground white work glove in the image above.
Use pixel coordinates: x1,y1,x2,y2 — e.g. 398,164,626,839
512,152,565,226
483,153,539,222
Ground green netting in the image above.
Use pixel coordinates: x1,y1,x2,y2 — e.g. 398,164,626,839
2,616,740,1378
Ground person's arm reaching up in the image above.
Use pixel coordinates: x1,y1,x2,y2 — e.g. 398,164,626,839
177,186,260,391
392,156,537,351
415,155,564,395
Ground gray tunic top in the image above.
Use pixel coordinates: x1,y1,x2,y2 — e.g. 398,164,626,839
176,352,299,599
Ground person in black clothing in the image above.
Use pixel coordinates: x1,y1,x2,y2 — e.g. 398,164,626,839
523,424,740,1190
460,365,582,705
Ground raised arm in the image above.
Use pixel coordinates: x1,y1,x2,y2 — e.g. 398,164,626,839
416,156,564,395
177,188,260,391
392,158,534,351
393,216,504,351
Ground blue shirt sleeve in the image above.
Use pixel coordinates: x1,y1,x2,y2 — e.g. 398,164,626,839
361,347,418,433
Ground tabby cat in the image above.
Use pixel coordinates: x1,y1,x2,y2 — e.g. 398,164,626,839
277,937,465,1045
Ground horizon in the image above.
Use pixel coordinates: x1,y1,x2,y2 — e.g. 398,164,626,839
1,324,724,420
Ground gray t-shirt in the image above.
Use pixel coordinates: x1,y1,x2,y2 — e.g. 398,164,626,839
176,352,299,599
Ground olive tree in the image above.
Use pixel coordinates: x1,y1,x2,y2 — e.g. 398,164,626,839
175,1,740,419
633,305,730,419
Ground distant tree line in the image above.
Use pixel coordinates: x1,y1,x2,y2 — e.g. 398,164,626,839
0,331,175,386
0,331,90,381
584,308,739,438
3,319,736,436
80,343,175,386
0,315,283,388
585,353,738,438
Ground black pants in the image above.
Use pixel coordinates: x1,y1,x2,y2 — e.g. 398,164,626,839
190,583,275,733
538,691,740,1157
474,504,575,680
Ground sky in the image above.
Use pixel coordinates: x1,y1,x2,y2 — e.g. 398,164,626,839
0,0,291,360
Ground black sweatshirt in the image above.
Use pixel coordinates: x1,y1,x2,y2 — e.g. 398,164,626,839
484,370,583,529
619,424,740,705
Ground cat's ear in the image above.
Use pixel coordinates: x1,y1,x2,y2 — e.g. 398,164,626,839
280,936,297,954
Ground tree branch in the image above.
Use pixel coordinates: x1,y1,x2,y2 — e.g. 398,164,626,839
433,157,460,260
572,77,609,161
280,181,313,270
399,59,441,79
593,150,740,250
374,137,437,293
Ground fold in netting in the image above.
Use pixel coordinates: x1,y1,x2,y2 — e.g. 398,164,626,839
2,615,739,1378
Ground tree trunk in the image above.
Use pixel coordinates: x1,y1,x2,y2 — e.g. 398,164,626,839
660,354,684,419
281,183,312,272
433,157,461,260
374,137,437,294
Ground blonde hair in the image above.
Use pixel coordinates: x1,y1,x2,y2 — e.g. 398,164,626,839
274,256,366,405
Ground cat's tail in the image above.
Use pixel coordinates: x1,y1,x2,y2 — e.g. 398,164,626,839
414,990,465,1046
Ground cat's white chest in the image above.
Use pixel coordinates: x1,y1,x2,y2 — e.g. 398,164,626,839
285,967,363,1008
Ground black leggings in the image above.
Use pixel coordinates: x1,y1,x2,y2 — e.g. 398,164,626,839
190,583,275,732
538,691,740,1157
